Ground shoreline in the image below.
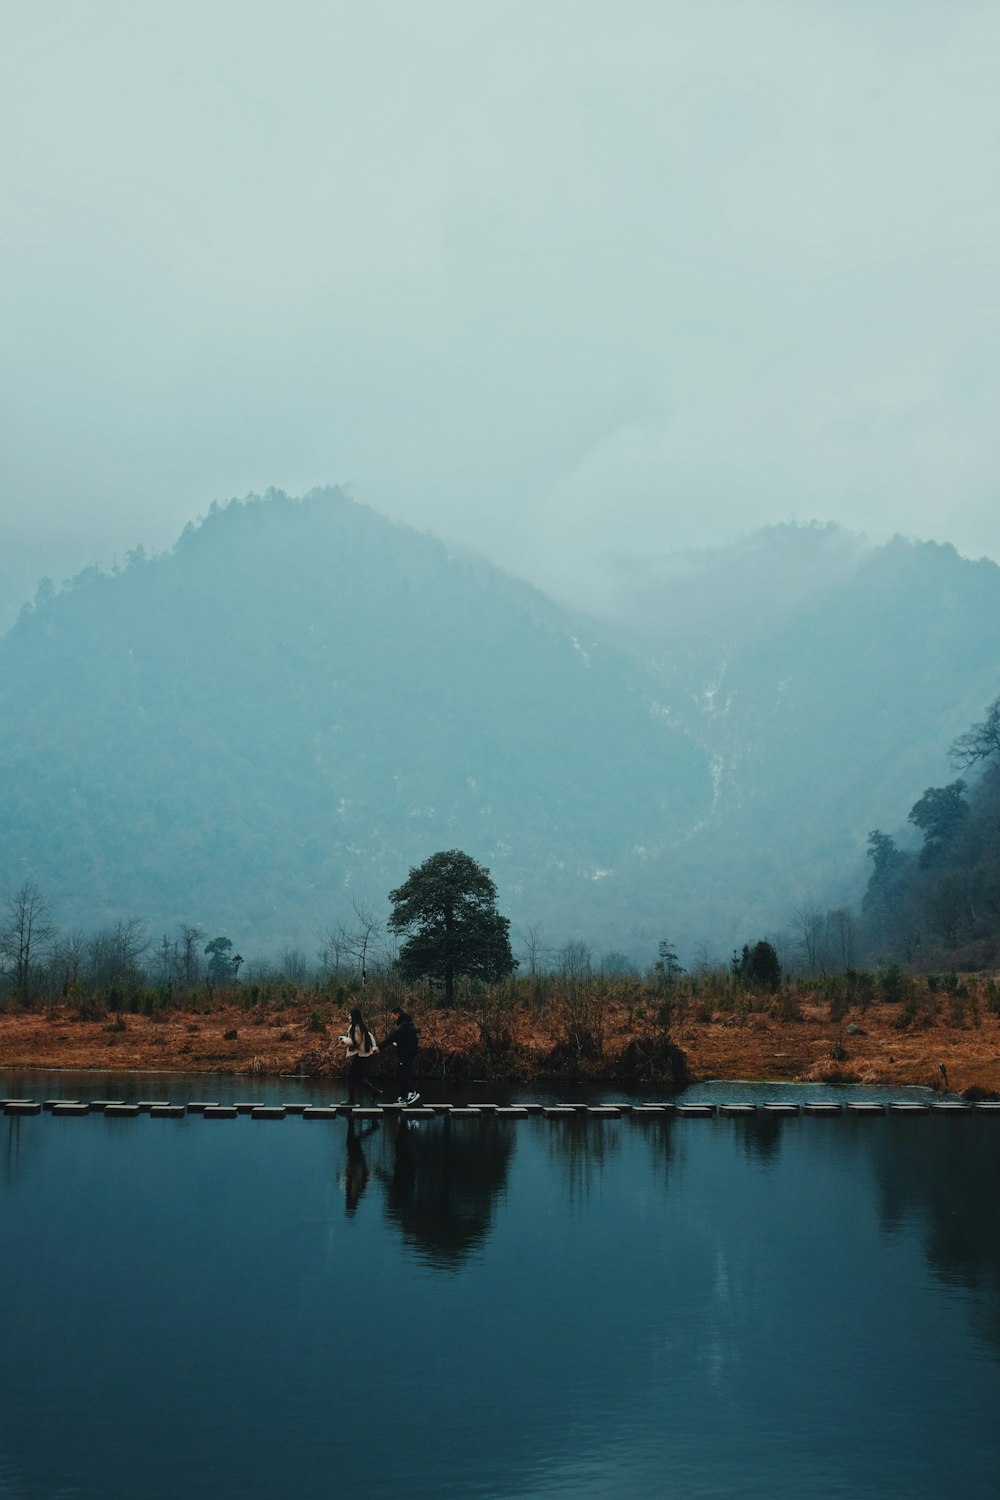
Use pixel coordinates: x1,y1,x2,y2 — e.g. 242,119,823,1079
1,998,997,1097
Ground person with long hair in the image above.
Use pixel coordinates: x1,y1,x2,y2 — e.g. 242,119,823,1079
340,1003,380,1106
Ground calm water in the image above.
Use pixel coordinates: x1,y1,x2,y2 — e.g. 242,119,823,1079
1,1084,999,1500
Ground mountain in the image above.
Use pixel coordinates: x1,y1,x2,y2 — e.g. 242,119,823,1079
3,496,999,967
605,525,1000,939
0,489,710,957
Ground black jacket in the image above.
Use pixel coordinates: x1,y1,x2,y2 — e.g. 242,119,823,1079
382,1012,419,1061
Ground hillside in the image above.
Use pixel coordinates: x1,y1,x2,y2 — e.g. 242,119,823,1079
3,497,1000,966
0,489,710,955
608,527,1000,938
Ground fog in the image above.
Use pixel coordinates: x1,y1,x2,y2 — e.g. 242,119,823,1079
4,0,1000,615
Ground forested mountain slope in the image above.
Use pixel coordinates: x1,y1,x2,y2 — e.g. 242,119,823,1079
611,528,1000,939
0,489,709,953
3,497,999,964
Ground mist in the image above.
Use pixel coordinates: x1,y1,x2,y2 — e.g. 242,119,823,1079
4,0,1000,622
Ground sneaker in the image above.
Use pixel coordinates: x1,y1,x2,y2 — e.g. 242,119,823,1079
405,1091,421,1105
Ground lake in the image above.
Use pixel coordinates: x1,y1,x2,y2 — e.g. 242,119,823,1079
2,1079,998,1499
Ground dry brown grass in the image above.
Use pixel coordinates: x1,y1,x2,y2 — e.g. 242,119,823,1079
0,986,998,1095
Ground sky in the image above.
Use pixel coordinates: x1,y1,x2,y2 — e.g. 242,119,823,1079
3,0,1000,613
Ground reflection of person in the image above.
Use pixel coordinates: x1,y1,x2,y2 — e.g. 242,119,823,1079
381,1003,420,1104
342,1116,379,1216
389,1116,417,1210
340,1004,380,1106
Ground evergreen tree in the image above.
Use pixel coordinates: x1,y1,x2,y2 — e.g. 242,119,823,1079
731,939,782,992
388,850,516,1004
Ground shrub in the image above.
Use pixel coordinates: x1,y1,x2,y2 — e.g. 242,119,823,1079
778,987,801,1022
880,965,910,1005
845,968,875,1013
828,979,849,1023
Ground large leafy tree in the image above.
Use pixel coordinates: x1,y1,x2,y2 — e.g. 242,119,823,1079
907,780,969,866
388,850,517,1004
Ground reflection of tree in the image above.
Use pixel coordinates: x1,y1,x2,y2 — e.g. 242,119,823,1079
867,1121,1000,1351
546,1117,621,1205
377,1116,515,1268
635,1115,678,1190
734,1111,784,1165
3,1117,28,1187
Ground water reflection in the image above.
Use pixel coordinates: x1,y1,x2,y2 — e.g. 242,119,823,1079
866,1118,1000,1352
340,1116,380,1216
545,1115,622,1204
735,1109,784,1164
2,1106,1000,1500
376,1114,515,1267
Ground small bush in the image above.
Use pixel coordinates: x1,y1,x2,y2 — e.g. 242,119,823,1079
777,987,801,1022
828,981,849,1023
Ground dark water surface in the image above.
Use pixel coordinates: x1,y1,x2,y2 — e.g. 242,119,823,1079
1,1087,998,1500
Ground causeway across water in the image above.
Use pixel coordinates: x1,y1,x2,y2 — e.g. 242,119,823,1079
3,1097,997,1119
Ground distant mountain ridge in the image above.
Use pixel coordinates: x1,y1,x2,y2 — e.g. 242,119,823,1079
617,527,1000,938
0,489,710,954
2,492,999,963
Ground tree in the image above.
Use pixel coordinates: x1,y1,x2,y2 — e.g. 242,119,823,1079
344,898,382,986
862,829,910,948
951,697,1000,769
519,923,547,976
556,940,592,981
731,940,782,992
826,907,857,968
793,905,828,974
86,917,150,992
0,881,55,1002
204,935,243,985
388,850,516,1004
908,781,969,866
653,940,685,984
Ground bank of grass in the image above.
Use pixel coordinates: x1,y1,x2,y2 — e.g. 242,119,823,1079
1,968,999,1096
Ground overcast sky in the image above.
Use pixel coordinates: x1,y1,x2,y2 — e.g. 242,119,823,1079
3,0,999,609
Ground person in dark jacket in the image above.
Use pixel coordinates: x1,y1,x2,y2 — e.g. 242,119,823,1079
382,1003,420,1104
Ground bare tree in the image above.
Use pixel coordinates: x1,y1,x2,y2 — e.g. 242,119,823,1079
335,897,383,986
177,924,204,986
519,923,547,976
320,925,352,978
282,947,309,984
0,881,56,1001
827,907,857,968
951,697,1000,769
691,941,716,980
49,927,87,995
86,918,150,995
794,904,828,975
557,940,592,981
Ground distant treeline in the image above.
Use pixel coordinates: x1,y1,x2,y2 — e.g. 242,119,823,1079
4,698,1000,1008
